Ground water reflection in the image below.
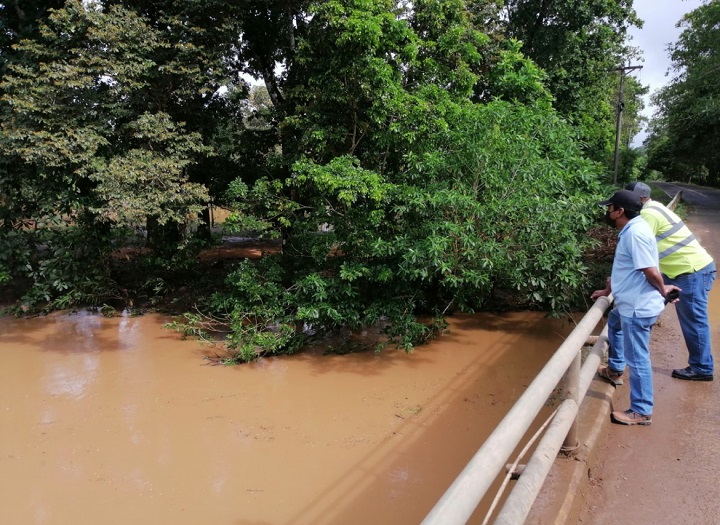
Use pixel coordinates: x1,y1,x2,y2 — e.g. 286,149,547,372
44,354,99,399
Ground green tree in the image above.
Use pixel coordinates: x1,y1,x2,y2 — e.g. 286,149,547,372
0,0,67,230
646,1,720,186
2,0,609,360
200,0,604,361
504,0,641,165
643,118,677,179
0,1,211,305
0,0,67,76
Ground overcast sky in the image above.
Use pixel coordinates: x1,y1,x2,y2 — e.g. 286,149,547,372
627,0,706,145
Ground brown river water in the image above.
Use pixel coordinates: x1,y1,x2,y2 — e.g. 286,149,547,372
0,310,575,525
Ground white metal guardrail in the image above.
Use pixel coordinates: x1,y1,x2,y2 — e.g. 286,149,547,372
422,188,683,525
421,296,612,525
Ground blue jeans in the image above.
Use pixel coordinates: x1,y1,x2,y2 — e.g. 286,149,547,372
607,308,658,416
664,261,716,375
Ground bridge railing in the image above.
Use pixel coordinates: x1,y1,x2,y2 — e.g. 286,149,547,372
420,296,612,525
421,189,683,525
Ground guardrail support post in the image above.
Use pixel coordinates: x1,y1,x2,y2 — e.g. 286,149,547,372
561,350,581,452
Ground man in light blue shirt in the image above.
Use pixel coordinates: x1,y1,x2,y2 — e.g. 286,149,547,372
591,190,680,426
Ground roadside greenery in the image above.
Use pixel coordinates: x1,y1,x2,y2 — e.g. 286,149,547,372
1,0,646,362
645,1,720,186
505,0,641,162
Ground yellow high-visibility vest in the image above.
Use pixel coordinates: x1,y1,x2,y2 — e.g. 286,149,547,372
640,200,713,279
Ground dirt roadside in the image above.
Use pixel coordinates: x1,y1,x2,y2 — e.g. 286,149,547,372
528,182,720,525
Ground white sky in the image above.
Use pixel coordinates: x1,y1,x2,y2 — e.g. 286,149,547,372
628,0,707,146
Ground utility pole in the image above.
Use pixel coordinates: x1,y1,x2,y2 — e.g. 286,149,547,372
610,64,642,185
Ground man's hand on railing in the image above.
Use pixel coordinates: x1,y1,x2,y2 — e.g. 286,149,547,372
590,289,610,301
591,277,612,302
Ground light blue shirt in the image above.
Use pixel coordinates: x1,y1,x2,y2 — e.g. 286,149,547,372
611,216,665,318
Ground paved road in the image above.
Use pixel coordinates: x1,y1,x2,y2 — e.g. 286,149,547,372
576,182,720,525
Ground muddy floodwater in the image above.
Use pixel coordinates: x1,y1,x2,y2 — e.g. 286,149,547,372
0,310,575,525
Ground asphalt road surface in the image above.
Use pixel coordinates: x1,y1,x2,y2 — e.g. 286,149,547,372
577,182,720,525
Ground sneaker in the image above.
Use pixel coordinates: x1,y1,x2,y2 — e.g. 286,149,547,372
597,366,624,386
611,409,652,426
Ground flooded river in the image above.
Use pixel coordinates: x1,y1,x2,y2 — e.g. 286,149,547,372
0,310,575,525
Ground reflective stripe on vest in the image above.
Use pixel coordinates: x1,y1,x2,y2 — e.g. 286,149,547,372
646,202,698,260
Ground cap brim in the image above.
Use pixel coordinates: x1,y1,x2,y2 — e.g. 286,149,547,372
597,198,613,206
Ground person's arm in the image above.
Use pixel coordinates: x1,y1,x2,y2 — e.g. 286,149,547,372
641,267,681,302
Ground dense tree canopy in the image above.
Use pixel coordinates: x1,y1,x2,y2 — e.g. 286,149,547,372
1,0,647,360
504,0,641,165
645,0,720,186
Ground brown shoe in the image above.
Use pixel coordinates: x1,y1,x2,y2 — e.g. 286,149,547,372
597,366,624,386
611,409,652,426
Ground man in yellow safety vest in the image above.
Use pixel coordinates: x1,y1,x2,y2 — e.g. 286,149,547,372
626,182,717,381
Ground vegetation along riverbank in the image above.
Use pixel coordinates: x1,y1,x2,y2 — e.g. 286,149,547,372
2,1,718,363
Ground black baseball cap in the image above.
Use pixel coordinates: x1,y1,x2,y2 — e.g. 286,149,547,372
597,189,643,212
